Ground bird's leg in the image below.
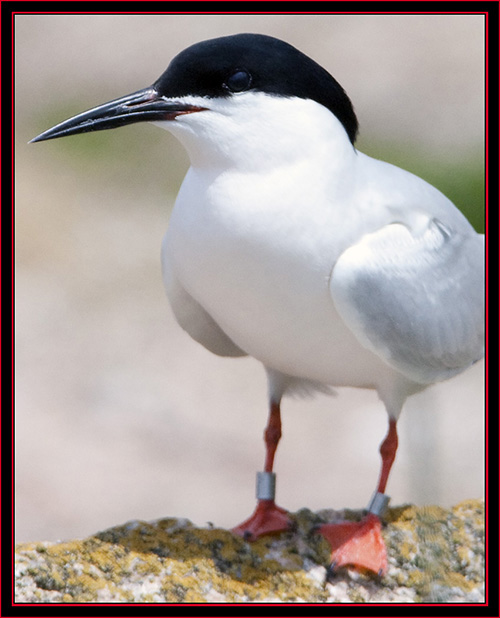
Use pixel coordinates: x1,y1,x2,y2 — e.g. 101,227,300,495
318,418,399,576
231,399,293,541
375,417,398,495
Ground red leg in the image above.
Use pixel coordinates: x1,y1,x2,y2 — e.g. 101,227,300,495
232,400,293,541
318,418,399,576
376,418,398,494
264,400,281,473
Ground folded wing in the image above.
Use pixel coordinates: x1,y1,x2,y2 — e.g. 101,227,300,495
330,218,484,384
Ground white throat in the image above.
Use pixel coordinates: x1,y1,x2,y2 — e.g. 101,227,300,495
154,92,356,173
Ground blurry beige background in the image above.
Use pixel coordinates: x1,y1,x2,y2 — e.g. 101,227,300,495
15,14,485,544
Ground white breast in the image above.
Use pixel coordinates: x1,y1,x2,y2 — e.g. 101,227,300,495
163,157,400,389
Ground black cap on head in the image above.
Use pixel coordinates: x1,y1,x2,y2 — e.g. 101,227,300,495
154,33,359,144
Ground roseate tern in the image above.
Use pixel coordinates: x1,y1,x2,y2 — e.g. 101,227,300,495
32,33,485,575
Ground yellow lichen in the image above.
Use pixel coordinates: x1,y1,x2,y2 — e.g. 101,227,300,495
441,571,476,592
406,569,428,588
399,539,417,561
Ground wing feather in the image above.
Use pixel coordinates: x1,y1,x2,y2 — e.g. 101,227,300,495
330,218,484,384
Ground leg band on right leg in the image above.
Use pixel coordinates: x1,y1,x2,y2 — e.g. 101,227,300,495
256,471,276,500
367,491,390,517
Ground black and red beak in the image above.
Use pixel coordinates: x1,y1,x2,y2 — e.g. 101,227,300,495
31,87,207,143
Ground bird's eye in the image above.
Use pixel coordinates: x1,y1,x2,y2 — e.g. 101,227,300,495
223,69,252,93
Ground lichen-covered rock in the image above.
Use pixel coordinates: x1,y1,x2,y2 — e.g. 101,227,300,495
15,500,484,603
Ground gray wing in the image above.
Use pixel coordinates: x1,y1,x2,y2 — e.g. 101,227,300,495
329,217,484,384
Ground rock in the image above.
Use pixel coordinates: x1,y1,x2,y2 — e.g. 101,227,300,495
15,500,484,603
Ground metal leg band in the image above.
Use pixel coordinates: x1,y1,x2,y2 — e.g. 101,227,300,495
256,471,276,500
367,491,390,517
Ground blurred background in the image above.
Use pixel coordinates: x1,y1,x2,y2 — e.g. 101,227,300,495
15,14,485,544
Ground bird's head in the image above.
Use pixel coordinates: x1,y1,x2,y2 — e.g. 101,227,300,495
32,33,358,169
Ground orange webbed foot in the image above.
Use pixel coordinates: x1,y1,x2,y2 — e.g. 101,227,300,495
232,499,293,541
318,513,388,576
